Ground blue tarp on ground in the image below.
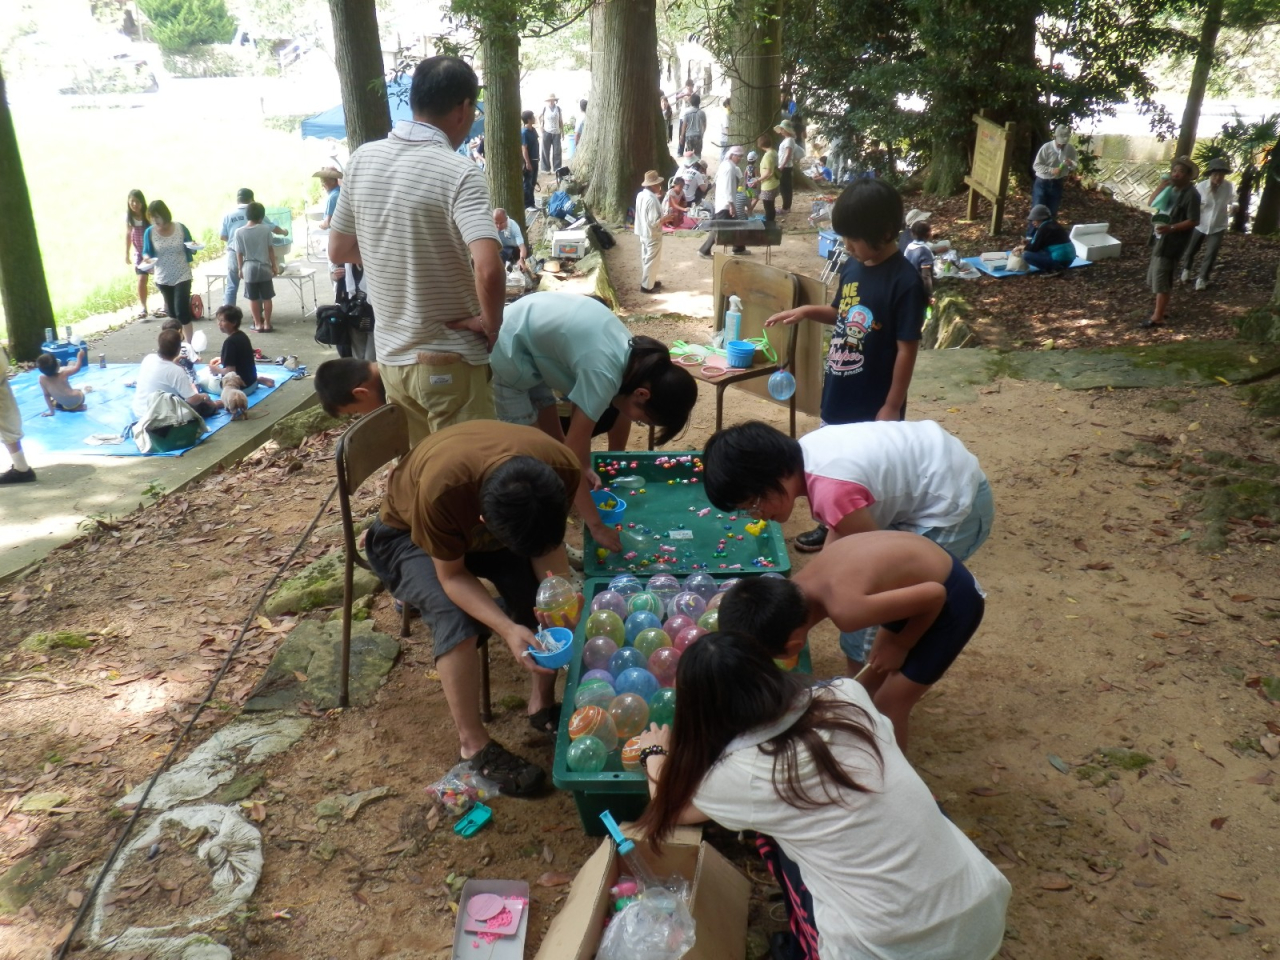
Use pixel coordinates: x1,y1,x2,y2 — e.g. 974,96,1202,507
10,363,297,458
300,81,484,146
963,255,1092,279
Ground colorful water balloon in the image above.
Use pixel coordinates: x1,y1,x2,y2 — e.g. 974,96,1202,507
621,736,644,772
662,613,695,638
627,592,664,616
609,646,649,678
645,573,681,608
697,608,720,632
768,368,797,400
567,705,618,751
717,578,741,594
674,624,705,652
648,645,681,687
633,627,672,659
585,609,625,647
590,589,629,619
535,574,581,627
566,735,609,772
668,591,706,620
573,677,617,709
608,574,644,597
648,687,677,728
684,572,719,602
582,635,619,672
608,693,650,739
582,668,615,686
705,593,724,611
614,666,659,701
624,610,662,644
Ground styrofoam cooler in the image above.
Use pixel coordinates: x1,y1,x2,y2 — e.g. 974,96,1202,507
818,229,842,258
1070,222,1121,261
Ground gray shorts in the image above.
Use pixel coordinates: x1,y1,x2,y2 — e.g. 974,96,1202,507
244,279,275,301
364,519,539,659
492,379,558,426
1148,253,1176,294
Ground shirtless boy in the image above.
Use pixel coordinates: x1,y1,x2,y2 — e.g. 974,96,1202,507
36,347,94,415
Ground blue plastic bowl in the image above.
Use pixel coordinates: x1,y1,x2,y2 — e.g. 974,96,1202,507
726,340,756,368
530,626,575,669
592,489,628,525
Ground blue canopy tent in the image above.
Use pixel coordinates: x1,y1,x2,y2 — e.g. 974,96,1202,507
300,80,484,151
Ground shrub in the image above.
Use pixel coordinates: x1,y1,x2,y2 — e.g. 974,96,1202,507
139,0,235,53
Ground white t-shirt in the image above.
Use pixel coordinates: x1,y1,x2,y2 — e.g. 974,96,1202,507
1195,178,1235,235
778,136,796,169
714,161,743,213
800,420,987,532
133,354,198,419
329,120,500,367
694,679,1010,960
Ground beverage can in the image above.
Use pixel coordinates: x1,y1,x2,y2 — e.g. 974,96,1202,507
98,354,106,368
45,328,54,344
64,325,73,342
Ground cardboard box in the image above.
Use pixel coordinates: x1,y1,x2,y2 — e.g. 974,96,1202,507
552,228,589,260
534,824,751,960
1070,222,1121,261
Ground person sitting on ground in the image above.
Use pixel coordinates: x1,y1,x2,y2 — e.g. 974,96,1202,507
132,329,222,420
1013,204,1075,274
704,419,993,672
662,177,698,231
231,202,279,333
0,345,36,484
363,420,583,796
743,151,760,215
903,220,936,297
634,631,1011,960
36,346,94,415
314,357,386,416
160,318,200,380
484,292,698,552
493,209,528,270
720,531,986,751
817,155,834,182
207,305,258,394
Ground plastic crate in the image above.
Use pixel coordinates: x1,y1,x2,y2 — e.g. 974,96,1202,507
583,451,790,580
552,576,810,834
818,229,842,259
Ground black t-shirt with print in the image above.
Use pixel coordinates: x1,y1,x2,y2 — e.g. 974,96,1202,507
221,329,257,387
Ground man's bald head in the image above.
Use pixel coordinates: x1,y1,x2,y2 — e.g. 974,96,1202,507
493,208,508,229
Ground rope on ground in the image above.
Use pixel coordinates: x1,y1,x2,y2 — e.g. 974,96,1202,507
55,481,340,959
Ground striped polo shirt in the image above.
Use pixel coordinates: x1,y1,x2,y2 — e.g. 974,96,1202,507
330,120,500,366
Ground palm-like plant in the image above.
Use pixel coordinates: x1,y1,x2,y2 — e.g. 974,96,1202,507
1195,113,1280,232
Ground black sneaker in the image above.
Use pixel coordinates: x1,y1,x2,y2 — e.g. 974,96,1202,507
0,467,36,484
468,740,546,798
794,524,827,552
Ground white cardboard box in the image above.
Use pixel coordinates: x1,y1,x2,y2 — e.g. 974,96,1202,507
551,228,590,260
1070,222,1121,261
533,823,751,960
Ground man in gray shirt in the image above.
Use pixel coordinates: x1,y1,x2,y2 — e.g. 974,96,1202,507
539,93,563,172
680,93,707,157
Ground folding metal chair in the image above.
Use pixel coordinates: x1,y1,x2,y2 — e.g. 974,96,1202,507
819,248,847,285
334,405,491,717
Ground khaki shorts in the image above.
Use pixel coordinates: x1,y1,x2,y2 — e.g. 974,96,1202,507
1148,253,1176,295
379,358,495,445
0,348,21,446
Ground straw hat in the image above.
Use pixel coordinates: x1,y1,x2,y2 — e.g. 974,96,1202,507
312,167,342,181
546,93,558,101
641,170,664,187
1171,155,1199,179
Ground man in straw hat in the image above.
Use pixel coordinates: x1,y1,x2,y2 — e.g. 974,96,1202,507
313,167,342,231
775,119,798,214
1142,156,1201,329
635,170,668,294
539,93,563,172
1181,157,1234,291
1031,124,1078,218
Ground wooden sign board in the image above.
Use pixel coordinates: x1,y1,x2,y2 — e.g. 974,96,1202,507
964,113,1016,236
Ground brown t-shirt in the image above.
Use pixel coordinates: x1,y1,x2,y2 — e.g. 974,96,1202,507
380,421,581,561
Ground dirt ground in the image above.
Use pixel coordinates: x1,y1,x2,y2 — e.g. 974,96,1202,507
3,236,1280,956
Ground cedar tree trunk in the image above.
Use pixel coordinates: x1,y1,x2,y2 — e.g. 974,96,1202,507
0,65,55,361
1175,0,1224,161
329,0,391,148
575,0,672,223
726,0,783,148
1254,137,1280,235
480,23,526,235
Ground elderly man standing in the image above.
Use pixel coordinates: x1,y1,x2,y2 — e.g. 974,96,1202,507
1031,124,1078,218
635,170,666,294
697,145,747,259
314,167,342,230
493,209,527,270
1181,157,1235,291
539,93,563,173
329,56,503,445
1142,156,1201,330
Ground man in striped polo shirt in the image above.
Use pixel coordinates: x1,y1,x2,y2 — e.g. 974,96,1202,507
330,56,504,444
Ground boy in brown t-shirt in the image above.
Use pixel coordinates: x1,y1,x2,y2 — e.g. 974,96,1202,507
365,420,581,796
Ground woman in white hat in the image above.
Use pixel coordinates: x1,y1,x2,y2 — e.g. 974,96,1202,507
775,120,798,214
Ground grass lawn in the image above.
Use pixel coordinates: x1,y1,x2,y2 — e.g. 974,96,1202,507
5,102,322,339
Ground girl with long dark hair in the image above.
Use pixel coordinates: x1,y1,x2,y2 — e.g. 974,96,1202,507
125,190,153,319
636,632,1010,960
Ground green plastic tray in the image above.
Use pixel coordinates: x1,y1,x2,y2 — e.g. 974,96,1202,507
583,451,791,580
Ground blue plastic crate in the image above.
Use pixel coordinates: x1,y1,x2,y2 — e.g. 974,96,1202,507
818,230,842,259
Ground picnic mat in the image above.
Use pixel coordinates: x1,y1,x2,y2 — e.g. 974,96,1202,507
9,363,298,458
963,255,1092,279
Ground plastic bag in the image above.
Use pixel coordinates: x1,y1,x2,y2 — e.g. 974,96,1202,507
597,883,696,960
426,761,501,817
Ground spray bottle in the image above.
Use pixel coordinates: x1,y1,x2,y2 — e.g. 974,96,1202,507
723,295,743,345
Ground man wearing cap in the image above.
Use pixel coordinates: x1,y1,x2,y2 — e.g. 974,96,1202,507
329,55,502,444
635,170,668,294
775,120,798,215
314,168,342,230
1014,205,1075,274
698,147,748,260
1031,125,1078,218
219,188,283,308
539,93,563,173
1143,156,1201,329
1182,157,1234,291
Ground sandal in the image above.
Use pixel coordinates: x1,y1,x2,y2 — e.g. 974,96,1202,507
465,740,546,797
527,703,562,735
152,308,167,318
1139,318,1165,329
134,310,149,320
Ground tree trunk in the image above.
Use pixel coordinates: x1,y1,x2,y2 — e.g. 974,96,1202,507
480,24,526,236
328,0,390,149
575,0,671,223
0,66,54,361
1232,164,1255,232
1254,138,1280,235
726,0,783,149
1175,0,1224,160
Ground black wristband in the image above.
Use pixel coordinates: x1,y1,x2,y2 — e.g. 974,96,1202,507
638,745,668,771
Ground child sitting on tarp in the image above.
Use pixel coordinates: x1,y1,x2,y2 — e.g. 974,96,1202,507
1014,204,1074,273
36,346,94,415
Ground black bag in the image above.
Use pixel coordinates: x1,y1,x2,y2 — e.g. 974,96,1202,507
315,304,350,348
344,290,375,333
586,222,616,250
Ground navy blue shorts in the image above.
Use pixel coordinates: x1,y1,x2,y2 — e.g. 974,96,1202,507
882,552,984,686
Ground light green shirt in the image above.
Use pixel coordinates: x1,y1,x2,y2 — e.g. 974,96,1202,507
491,292,633,422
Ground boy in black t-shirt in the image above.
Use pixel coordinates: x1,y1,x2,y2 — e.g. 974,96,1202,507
765,179,926,551
520,111,540,210
209,306,258,394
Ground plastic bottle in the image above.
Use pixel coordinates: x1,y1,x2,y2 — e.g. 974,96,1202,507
723,295,743,344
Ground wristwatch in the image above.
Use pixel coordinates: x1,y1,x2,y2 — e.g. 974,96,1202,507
638,745,668,771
